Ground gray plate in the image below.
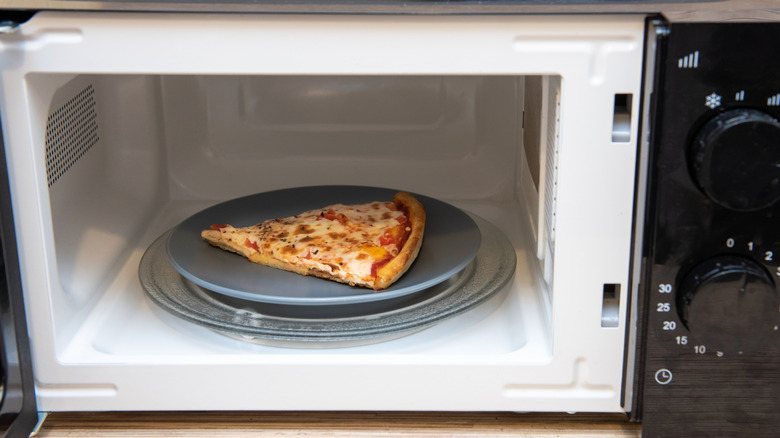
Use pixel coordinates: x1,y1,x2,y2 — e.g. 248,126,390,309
139,213,516,346
166,186,481,305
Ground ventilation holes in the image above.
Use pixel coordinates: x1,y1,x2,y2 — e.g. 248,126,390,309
541,77,561,286
45,84,99,187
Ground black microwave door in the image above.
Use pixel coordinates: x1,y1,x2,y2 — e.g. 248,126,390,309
0,111,39,437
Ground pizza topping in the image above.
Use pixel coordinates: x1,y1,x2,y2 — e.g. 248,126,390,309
371,256,393,278
244,238,259,252
379,234,395,246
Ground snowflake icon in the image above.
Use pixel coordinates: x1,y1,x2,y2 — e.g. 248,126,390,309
705,92,722,109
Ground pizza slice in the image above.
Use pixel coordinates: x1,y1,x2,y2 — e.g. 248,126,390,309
200,191,425,290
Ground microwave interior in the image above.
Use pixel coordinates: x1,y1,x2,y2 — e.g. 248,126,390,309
2,13,645,413
43,73,561,353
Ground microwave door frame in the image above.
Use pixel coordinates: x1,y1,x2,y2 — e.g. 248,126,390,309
626,16,670,424
0,109,39,437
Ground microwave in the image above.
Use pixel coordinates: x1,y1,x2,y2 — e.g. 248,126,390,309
0,2,778,436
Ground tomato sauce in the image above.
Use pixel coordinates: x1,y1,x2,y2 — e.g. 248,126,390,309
243,238,259,251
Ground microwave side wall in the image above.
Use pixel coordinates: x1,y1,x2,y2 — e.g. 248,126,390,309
0,13,646,413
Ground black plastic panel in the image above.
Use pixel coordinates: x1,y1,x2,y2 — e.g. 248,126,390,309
0,112,39,436
639,23,780,437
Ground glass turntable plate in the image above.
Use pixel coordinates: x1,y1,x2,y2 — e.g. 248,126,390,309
166,186,481,305
140,213,516,346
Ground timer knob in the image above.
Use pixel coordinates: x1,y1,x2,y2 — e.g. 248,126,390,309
690,108,780,211
677,256,779,354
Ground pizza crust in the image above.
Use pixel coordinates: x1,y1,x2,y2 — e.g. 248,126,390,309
372,191,426,289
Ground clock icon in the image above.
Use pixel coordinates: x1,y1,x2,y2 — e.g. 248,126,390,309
654,368,673,385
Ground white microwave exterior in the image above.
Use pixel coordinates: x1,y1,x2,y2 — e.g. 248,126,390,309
0,13,646,413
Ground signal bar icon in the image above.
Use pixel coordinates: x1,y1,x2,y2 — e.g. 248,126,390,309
678,51,700,69
768,94,780,106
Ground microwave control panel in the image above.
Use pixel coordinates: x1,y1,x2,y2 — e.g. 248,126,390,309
639,22,780,437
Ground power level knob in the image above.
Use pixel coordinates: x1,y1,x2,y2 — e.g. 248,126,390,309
677,256,779,354
690,108,780,211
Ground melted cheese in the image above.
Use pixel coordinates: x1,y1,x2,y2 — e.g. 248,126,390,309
214,201,407,285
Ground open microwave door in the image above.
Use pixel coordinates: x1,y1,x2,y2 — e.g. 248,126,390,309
0,111,39,438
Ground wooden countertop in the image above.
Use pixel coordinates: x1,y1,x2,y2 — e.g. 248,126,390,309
35,411,642,437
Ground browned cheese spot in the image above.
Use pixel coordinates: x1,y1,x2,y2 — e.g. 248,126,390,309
295,224,315,235
280,245,299,256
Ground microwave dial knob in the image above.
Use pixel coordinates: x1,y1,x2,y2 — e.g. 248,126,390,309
677,256,779,355
690,108,780,211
